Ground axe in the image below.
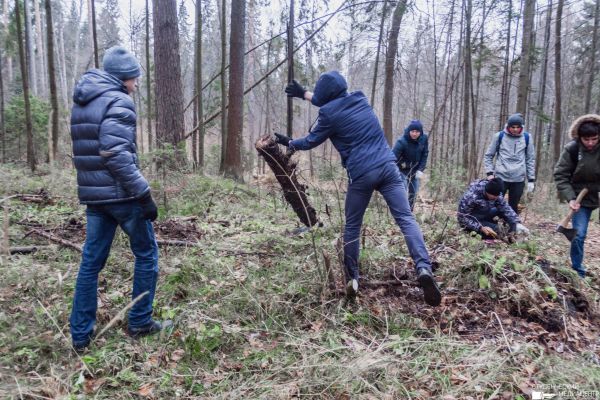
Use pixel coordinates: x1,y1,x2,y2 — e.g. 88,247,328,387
556,188,588,241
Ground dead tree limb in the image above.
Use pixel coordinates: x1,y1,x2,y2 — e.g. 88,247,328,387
27,228,83,252
255,135,319,227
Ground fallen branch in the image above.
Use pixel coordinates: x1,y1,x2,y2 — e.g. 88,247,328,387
27,228,83,252
94,291,149,341
255,134,319,227
10,246,45,254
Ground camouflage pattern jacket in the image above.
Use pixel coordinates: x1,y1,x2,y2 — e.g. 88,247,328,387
457,180,520,232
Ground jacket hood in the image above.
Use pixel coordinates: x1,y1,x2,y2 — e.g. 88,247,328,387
568,114,600,140
73,69,127,106
311,71,348,107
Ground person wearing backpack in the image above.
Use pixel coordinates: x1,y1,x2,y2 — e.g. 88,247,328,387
484,113,536,214
392,120,429,211
554,115,600,278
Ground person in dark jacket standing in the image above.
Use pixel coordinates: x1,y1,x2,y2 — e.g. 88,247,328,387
392,120,429,210
484,113,536,214
457,178,529,240
276,71,441,306
69,46,170,351
554,114,600,278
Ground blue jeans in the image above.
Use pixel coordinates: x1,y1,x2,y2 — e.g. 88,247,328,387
70,201,159,346
343,162,432,280
403,173,420,211
571,206,593,277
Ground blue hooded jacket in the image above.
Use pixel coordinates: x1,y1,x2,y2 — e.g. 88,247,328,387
289,71,396,182
392,120,429,176
71,69,149,204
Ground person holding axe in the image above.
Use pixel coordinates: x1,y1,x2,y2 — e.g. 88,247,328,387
275,71,441,307
554,115,600,278
457,178,529,240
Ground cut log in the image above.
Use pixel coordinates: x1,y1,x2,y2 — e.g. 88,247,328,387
255,134,319,227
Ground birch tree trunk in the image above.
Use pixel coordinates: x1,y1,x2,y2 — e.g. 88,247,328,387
534,1,552,178
194,0,204,172
23,0,38,96
553,0,564,163
219,0,228,172
34,0,47,97
516,0,536,114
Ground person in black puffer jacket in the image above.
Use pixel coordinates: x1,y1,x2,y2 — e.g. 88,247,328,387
69,46,170,352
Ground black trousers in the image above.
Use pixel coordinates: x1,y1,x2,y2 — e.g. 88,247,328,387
504,181,525,214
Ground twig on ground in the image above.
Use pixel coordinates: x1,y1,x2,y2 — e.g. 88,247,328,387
27,228,83,252
94,291,149,341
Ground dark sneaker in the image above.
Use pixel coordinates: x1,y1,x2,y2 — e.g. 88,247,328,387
417,268,442,306
346,278,359,300
72,326,97,353
128,320,173,339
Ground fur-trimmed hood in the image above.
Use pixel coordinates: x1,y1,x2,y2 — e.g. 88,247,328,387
568,114,600,139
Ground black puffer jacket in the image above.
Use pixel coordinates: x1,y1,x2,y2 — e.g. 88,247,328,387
71,69,149,204
554,114,600,209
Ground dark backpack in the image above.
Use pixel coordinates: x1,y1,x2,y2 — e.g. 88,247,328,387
566,141,579,166
496,131,530,155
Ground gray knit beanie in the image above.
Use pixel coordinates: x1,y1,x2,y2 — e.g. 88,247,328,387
506,113,524,127
102,46,141,80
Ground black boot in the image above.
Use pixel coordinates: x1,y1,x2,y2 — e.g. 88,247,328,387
417,267,442,306
128,320,173,339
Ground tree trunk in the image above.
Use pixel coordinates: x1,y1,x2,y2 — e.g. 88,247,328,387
152,0,185,161
286,0,294,138
224,0,246,181
534,1,552,179
370,0,388,107
34,0,47,97
145,0,153,155
382,0,408,145
462,0,473,178
219,0,228,172
585,0,600,113
499,0,512,127
515,0,536,114
58,24,69,109
0,48,5,163
15,0,36,171
193,0,204,172
552,0,564,164
23,0,38,96
45,0,59,163
90,0,99,68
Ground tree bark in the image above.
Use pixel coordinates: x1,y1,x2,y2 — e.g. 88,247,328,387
152,0,185,162
462,0,473,178
15,0,36,171
193,0,204,172
499,0,512,127
219,0,228,173
34,0,47,97
370,0,388,107
23,0,38,96
515,0,536,114
145,0,153,155
45,0,59,163
585,0,600,113
553,0,564,164
382,0,408,145
224,0,246,181
286,0,294,138
90,0,99,68
534,1,552,179
0,48,5,163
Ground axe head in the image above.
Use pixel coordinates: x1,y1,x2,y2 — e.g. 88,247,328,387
556,225,577,241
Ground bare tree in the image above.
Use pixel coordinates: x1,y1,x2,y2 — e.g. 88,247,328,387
90,0,98,67
286,0,294,138
145,0,153,155
0,48,5,163
382,0,408,145
23,0,38,96
219,0,227,172
152,0,185,160
515,0,536,114
585,0,600,113
224,0,246,180
370,0,388,107
553,0,564,163
462,0,473,178
498,0,512,127
33,0,47,97
194,0,204,171
534,0,552,178
46,0,59,163
15,0,36,171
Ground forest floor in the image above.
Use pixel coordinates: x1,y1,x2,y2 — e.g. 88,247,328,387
0,163,599,399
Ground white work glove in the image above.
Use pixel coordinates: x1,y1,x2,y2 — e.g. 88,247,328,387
415,170,425,180
515,223,529,235
527,182,535,193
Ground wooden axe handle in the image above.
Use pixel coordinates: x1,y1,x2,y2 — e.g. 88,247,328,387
559,188,589,228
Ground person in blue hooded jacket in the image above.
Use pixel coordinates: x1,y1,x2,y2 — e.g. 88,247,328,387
392,120,429,210
275,71,441,306
69,46,171,351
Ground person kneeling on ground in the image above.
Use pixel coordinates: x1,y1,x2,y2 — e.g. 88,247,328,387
554,115,600,278
457,177,529,240
276,71,441,306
